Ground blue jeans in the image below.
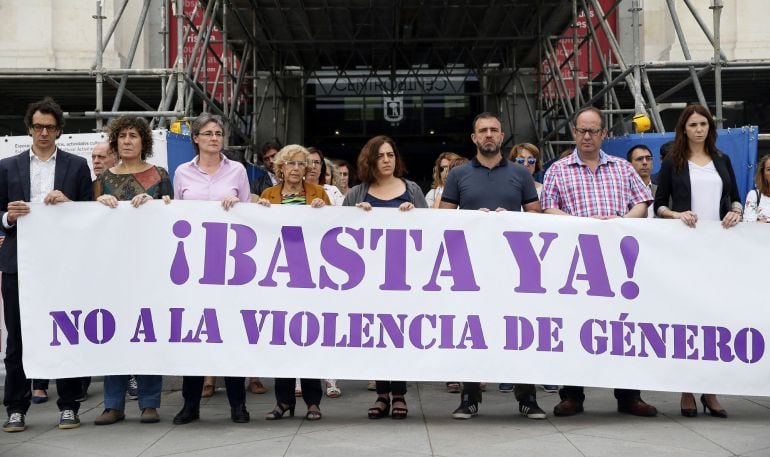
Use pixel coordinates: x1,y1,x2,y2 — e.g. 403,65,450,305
103,375,162,411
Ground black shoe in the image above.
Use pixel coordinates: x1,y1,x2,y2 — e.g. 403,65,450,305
58,409,81,429
231,404,250,423
700,394,727,418
173,405,200,425
452,394,479,420
519,395,547,419
3,413,25,433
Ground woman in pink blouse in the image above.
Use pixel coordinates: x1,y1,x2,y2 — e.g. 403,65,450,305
171,113,252,425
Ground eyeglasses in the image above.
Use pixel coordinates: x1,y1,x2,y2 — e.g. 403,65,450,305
515,157,537,165
284,161,307,168
575,127,604,137
308,160,322,166
31,124,59,133
633,155,653,162
198,131,224,137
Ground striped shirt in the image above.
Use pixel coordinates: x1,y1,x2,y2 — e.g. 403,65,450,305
541,150,652,217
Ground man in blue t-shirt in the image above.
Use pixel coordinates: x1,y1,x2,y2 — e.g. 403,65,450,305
440,112,543,420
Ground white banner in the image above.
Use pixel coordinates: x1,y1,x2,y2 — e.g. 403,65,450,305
17,202,769,395
0,131,169,180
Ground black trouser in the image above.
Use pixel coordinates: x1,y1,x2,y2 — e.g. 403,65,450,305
559,385,641,403
375,381,406,396
181,376,245,408
274,378,322,407
461,382,536,403
32,378,90,395
3,273,81,414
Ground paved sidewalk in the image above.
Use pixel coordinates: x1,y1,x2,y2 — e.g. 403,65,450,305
1,380,770,456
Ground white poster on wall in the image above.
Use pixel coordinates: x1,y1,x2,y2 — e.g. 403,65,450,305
0,131,169,180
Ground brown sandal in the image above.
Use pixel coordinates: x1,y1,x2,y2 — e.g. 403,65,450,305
391,396,408,419
368,397,390,419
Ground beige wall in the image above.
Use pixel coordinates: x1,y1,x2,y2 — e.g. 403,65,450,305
0,0,163,70
639,0,770,62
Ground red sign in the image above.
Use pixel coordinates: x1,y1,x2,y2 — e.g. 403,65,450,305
168,0,243,105
541,0,618,100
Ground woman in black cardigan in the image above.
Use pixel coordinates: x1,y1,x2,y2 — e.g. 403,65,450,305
654,104,741,419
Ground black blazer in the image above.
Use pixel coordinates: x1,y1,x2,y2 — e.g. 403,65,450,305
653,152,740,220
0,149,92,273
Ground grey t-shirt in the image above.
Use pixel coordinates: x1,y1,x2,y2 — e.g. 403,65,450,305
441,157,538,210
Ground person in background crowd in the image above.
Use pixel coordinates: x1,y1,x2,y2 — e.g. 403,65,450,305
654,104,740,419
171,113,252,425
250,141,281,197
627,144,657,218
93,116,172,426
744,154,770,222
425,152,462,208
542,106,656,418
509,143,544,198
1,97,92,432
652,140,673,185
257,144,328,421
306,147,344,206
343,135,427,419
333,159,353,195
440,112,543,421
91,141,117,178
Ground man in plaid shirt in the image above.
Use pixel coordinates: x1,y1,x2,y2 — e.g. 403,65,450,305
541,106,656,417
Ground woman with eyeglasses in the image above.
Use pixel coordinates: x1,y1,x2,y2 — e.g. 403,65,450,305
654,104,740,419
256,144,329,421
509,143,543,199
426,152,462,208
343,135,427,420
93,116,171,426
170,113,252,425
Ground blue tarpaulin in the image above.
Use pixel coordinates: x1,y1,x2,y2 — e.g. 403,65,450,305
602,127,759,202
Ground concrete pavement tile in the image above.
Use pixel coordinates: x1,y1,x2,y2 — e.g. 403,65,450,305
142,422,297,457
741,445,770,457
0,441,111,457
130,437,292,457
565,432,734,457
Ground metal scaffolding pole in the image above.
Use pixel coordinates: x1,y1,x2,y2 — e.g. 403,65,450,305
683,0,727,62
111,0,152,111
665,0,708,107
174,0,185,114
712,0,724,128
630,0,644,115
94,1,105,131
579,0,628,133
222,0,230,146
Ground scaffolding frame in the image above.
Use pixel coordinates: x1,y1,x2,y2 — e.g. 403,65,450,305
0,0,768,162
526,0,770,159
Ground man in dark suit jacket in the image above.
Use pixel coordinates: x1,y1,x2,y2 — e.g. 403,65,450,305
1,97,92,433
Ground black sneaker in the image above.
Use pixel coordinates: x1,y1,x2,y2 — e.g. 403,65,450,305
519,396,547,420
3,412,25,432
452,395,479,420
58,409,81,429
127,375,139,400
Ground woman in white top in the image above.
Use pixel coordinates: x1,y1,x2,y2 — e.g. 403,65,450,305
509,143,543,199
425,152,462,208
305,147,344,206
654,104,740,419
744,154,770,222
